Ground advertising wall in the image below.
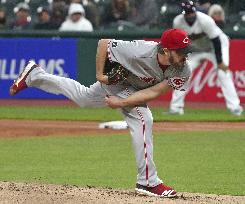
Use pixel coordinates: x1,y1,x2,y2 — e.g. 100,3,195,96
0,37,244,103
0,38,77,99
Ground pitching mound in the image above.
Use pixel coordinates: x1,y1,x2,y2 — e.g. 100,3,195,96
0,182,244,204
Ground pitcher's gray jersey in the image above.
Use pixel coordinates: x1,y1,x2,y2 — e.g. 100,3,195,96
107,39,191,91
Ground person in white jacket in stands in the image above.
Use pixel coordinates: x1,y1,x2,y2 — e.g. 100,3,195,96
59,3,93,32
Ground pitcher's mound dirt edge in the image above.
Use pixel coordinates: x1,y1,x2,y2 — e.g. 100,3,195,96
0,182,244,204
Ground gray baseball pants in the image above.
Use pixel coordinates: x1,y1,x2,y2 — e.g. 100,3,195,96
26,67,163,187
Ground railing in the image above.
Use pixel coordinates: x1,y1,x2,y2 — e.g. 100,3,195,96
0,28,244,39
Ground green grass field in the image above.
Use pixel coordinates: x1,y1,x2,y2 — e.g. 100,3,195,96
0,106,244,196
0,105,245,122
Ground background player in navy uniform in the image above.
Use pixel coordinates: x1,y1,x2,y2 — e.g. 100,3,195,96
169,0,243,116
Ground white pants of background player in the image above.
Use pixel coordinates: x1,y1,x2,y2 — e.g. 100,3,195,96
170,34,242,115
26,67,163,187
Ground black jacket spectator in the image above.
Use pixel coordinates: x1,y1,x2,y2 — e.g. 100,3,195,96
34,7,57,30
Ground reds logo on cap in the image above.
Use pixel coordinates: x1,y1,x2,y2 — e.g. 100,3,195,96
183,37,189,44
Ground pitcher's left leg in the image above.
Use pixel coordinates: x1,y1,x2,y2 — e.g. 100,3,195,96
122,106,160,186
121,106,176,197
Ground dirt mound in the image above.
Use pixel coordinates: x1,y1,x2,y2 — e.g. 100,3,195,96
0,182,244,204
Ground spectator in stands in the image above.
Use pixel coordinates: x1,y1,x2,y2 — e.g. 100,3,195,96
233,14,245,32
34,6,57,30
70,0,81,3
50,0,68,29
10,2,32,30
101,0,133,29
158,0,182,29
129,0,158,29
81,0,101,29
59,3,93,31
0,8,7,30
70,0,101,29
196,0,212,14
208,4,225,29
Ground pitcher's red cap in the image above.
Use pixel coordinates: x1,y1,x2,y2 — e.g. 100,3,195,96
160,28,196,55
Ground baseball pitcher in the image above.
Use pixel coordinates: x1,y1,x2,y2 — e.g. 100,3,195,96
9,28,195,198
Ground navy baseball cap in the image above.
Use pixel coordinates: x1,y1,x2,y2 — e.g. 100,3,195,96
181,0,196,14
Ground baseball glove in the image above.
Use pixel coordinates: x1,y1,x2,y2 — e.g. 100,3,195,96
104,60,129,85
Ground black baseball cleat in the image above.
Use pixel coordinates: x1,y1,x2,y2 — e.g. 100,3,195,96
135,183,177,198
9,61,38,96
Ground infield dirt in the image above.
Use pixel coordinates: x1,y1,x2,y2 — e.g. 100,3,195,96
0,182,244,204
1,119,245,138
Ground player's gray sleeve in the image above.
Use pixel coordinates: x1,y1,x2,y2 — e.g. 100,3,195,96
107,40,136,66
107,40,157,68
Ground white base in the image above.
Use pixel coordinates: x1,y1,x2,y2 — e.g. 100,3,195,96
98,121,128,130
